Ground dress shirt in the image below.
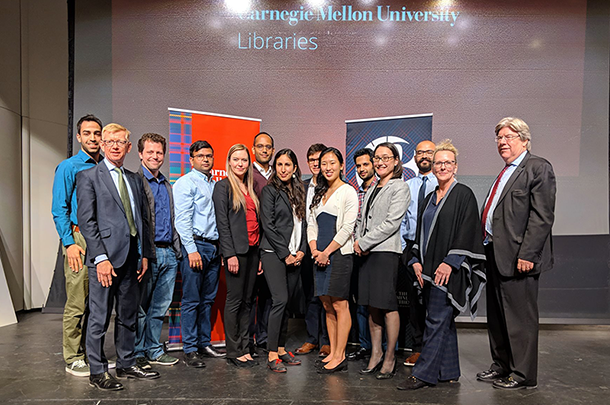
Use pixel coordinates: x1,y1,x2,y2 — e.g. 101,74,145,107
305,179,316,221
400,172,438,247
483,150,528,243
52,149,101,247
173,168,219,254
356,177,378,235
94,159,136,265
253,161,272,180
142,165,172,243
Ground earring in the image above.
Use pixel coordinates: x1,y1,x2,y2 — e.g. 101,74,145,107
292,173,296,179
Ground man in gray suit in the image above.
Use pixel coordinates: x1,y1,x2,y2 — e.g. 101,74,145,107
476,117,556,390
77,123,159,390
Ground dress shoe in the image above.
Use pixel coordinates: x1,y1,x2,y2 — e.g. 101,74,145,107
359,357,384,375
493,376,537,390
136,356,152,370
279,351,301,366
376,359,397,380
346,347,371,361
396,375,433,390
295,342,318,355
116,365,160,380
317,358,348,374
226,358,251,368
318,345,331,357
199,345,226,358
476,368,508,382
267,359,287,373
247,358,259,366
89,371,123,391
184,351,206,368
403,352,420,367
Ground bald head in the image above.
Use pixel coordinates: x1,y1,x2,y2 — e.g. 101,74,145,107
415,140,435,174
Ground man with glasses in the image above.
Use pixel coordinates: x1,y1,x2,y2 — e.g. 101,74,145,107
477,117,556,390
173,140,225,368
400,140,437,368
77,123,158,391
252,132,275,195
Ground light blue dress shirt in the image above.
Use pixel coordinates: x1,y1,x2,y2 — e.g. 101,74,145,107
173,169,218,254
400,172,438,248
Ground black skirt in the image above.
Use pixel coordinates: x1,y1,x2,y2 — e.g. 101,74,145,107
314,251,353,300
358,252,400,311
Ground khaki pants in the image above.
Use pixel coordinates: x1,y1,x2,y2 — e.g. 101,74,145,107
62,230,89,365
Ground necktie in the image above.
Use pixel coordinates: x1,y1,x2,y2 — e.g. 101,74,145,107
481,165,509,238
418,176,428,207
114,167,137,237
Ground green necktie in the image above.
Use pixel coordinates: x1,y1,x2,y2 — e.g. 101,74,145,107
113,167,137,237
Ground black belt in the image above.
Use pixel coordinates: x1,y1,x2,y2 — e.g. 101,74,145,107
193,235,218,245
155,241,172,248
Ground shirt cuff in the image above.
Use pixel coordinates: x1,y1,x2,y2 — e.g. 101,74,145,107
184,242,197,255
94,255,109,266
62,235,76,248
443,254,465,270
408,257,419,267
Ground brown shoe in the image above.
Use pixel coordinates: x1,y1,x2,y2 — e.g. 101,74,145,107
403,352,420,367
295,342,318,355
318,345,331,357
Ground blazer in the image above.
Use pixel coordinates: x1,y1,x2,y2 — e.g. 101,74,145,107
212,178,260,258
76,162,152,268
137,166,182,261
486,152,556,278
356,178,410,254
260,184,307,260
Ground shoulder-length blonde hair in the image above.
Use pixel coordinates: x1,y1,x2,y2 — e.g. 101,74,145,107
226,144,259,212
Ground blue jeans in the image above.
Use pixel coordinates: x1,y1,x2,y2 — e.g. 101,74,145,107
135,246,179,360
180,241,221,354
357,305,371,349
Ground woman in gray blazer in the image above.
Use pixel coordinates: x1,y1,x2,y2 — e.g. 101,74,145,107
354,142,410,379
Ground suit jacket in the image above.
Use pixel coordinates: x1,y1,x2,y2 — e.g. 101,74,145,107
137,166,182,261
212,178,260,258
486,152,556,277
356,178,410,254
76,162,152,268
260,184,307,260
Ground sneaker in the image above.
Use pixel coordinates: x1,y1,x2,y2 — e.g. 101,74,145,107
149,353,179,366
136,357,152,370
66,359,90,377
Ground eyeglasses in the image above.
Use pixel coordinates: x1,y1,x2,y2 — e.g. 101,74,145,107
254,144,273,151
307,158,320,164
192,153,213,160
433,160,456,168
103,140,128,147
415,150,434,156
494,134,520,143
373,156,395,163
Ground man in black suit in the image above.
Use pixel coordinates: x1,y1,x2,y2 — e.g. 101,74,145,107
477,117,556,390
77,123,159,390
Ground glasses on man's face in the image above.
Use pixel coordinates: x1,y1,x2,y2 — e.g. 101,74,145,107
433,160,456,168
415,150,434,156
192,153,213,160
373,155,394,163
308,158,320,164
254,144,273,151
103,140,128,147
494,134,520,143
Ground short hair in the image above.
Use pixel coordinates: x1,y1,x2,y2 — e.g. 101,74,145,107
433,139,459,163
253,132,274,147
189,140,213,157
77,114,102,134
138,133,167,154
353,148,373,164
102,123,130,140
495,117,532,151
307,143,327,158
374,142,403,179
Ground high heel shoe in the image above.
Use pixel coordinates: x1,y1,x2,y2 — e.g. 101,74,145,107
359,356,384,375
376,358,397,380
317,358,348,374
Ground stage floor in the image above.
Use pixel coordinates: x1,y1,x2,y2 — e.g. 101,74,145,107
1,311,609,404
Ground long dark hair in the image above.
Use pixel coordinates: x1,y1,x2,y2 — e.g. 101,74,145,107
269,149,306,221
374,142,403,179
310,147,344,211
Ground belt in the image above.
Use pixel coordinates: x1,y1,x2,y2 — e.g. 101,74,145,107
155,242,172,248
193,235,218,245
72,224,80,233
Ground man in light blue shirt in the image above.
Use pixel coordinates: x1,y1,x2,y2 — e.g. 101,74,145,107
173,140,224,367
52,114,104,377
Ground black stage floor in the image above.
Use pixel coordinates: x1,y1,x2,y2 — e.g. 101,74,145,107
1,311,609,404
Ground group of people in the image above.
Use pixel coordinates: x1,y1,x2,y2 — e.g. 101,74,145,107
52,114,556,393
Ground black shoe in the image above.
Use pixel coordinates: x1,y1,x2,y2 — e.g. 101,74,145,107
279,351,301,366
359,356,384,375
476,368,508,382
89,372,124,391
376,358,397,380
199,346,226,358
184,351,206,368
267,359,287,373
346,347,371,361
247,358,259,366
397,375,434,390
493,376,537,390
136,356,152,370
226,358,250,368
249,343,259,358
115,365,160,380
317,358,348,374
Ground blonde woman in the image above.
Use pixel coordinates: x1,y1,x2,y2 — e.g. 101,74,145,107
212,144,261,367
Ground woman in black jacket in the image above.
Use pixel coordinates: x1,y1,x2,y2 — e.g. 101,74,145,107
260,149,307,372
212,144,261,367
